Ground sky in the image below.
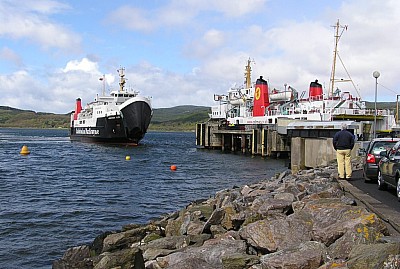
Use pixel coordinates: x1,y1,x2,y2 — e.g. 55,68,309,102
0,0,400,114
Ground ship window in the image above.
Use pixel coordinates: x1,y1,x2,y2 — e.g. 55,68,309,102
119,94,123,97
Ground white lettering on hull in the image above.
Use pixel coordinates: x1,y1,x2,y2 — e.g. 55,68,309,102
75,128,100,135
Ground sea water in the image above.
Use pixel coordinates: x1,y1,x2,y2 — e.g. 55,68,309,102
0,128,287,269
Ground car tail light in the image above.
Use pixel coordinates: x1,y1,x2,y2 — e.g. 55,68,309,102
366,153,376,163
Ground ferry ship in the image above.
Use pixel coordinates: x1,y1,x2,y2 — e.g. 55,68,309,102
69,68,152,144
209,21,396,136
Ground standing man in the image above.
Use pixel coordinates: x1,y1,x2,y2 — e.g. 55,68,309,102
333,123,355,180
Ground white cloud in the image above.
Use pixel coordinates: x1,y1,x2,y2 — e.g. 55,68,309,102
63,58,100,73
0,0,81,51
106,0,268,33
210,0,268,17
107,6,155,32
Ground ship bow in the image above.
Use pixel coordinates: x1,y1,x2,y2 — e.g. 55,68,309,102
119,97,152,142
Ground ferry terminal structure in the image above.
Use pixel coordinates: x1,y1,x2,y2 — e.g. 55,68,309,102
196,20,398,171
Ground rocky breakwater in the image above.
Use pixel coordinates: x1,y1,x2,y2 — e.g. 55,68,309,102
53,164,400,269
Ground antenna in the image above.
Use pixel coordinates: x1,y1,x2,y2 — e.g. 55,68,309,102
99,74,106,96
118,67,126,92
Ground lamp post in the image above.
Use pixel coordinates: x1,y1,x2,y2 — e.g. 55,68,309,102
373,71,380,139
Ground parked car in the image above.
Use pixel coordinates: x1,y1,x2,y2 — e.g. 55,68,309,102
377,140,400,201
360,138,400,182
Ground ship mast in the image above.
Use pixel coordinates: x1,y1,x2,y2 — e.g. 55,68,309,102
328,20,360,99
100,74,106,96
329,20,341,97
118,67,126,92
244,58,253,89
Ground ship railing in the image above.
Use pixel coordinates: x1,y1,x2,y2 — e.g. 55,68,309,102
329,108,393,116
265,109,281,116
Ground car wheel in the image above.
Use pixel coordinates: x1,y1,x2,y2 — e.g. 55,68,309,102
378,170,387,190
397,178,400,202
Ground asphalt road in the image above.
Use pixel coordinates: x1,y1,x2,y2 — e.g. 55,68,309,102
348,169,400,213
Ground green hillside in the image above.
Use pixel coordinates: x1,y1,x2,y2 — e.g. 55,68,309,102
149,105,210,131
0,105,210,131
0,106,70,128
364,101,397,110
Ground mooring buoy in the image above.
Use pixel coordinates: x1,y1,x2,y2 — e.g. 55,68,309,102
20,145,30,155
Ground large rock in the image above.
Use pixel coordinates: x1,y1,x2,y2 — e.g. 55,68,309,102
239,212,312,253
297,198,388,246
328,225,388,259
259,241,327,269
92,247,145,269
165,257,219,269
346,242,400,269
52,245,92,269
221,253,259,269
102,224,158,252
141,235,189,252
155,234,247,268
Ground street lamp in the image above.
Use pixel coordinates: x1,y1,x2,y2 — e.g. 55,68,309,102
373,71,380,139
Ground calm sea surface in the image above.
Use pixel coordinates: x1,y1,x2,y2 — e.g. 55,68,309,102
0,128,287,269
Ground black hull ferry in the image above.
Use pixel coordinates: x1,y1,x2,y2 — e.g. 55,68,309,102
70,68,152,145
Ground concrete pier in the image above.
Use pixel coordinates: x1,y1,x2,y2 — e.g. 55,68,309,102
196,119,362,172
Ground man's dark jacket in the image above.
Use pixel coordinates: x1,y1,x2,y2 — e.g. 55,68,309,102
333,130,355,150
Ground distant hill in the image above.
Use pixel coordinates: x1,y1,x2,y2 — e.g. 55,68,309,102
149,105,210,131
364,101,397,110
0,105,210,131
0,106,70,128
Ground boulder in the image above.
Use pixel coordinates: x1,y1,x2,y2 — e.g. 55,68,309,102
165,257,219,269
328,224,388,259
156,235,247,268
102,225,152,252
221,253,259,269
52,245,92,269
239,212,312,253
259,241,327,269
346,242,400,269
92,247,145,269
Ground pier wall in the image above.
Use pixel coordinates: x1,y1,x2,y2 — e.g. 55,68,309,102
197,121,361,173
291,137,360,173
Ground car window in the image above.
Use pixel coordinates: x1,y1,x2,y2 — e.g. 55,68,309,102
388,142,400,157
371,141,397,155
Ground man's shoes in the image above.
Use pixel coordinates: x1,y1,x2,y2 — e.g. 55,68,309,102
338,177,345,180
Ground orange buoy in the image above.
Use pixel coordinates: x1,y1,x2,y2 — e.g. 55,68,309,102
20,145,30,155
170,165,177,171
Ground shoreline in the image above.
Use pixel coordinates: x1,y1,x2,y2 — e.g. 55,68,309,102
53,159,400,269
